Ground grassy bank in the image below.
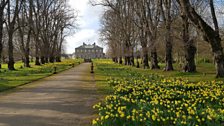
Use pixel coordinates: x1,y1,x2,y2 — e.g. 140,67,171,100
0,59,83,92
94,59,223,94
93,59,224,126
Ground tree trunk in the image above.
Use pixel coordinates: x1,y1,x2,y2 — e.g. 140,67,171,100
119,57,122,64
18,27,31,68
115,57,118,63
112,57,118,63
0,54,2,69
151,47,160,69
143,47,149,69
0,0,9,69
165,44,173,71
24,49,30,68
136,58,140,68
184,39,196,72
56,56,61,62
49,56,54,63
55,49,61,63
23,0,33,68
45,57,49,63
213,45,224,78
112,58,115,62
0,44,2,69
7,0,21,70
33,30,41,65
41,56,45,64
127,56,131,65
56,29,63,63
131,55,135,66
35,56,41,65
35,42,41,65
0,10,3,69
50,38,57,63
164,21,174,71
162,0,174,71
24,54,30,67
124,56,127,65
143,54,149,69
8,33,15,70
181,14,196,72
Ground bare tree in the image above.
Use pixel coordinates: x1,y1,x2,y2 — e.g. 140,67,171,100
100,9,121,63
94,0,137,66
160,0,176,71
30,0,76,64
147,0,161,69
128,0,161,69
16,0,33,67
177,0,224,77
180,12,197,72
0,0,9,69
6,0,23,70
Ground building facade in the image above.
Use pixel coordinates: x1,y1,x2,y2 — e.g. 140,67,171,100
75,43,105,59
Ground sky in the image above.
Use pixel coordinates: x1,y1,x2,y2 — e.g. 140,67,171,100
65,0,104,54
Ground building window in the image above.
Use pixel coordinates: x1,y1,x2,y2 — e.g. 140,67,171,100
96,50,98,52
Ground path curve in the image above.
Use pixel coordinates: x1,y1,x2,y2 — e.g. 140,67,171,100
0,63,99,126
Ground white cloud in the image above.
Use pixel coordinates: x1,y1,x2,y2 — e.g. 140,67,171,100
65,0,104,54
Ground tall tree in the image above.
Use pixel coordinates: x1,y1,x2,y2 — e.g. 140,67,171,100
147,0,161,69
181,13,197,72
6,0,23,70
0,0,9,69
160,0,174,71
30,0,76,64
100,9,120,63
132,0,161,69
177,0,224,77
17,0,33,67
95,0,137,66
32,0,42,65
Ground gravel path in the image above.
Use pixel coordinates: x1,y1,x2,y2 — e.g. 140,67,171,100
0,63,100,126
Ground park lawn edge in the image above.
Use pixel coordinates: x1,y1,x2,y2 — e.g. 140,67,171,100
0,60,83,93
92,59,224,126
94,62,113,96
93,59,224,90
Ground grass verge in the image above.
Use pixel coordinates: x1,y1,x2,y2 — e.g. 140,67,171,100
0,59,83,92
93,59,223,90
92,59,224,126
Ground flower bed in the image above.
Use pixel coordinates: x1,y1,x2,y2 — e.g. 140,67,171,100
93,75,224,126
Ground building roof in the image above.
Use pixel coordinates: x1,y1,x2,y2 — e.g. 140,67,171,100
76,42,103,49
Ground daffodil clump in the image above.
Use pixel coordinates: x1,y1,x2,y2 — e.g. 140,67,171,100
93,76,224,126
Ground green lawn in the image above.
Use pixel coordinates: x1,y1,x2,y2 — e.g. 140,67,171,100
94,60,223,89
0,59,83,92
92,59,224,126
93,59,223,94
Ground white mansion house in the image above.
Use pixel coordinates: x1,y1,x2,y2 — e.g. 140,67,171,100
75,43,105,59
